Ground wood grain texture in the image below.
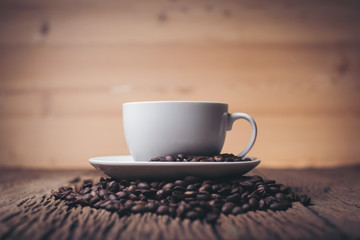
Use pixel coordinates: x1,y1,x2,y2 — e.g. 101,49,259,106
0,167,360,240
0,0,360,169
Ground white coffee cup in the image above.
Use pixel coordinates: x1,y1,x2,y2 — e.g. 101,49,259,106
123,101,257,161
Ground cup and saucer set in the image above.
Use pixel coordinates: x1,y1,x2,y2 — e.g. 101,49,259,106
89,101,260,179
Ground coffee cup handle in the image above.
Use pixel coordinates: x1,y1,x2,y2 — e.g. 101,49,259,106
227,113,257,157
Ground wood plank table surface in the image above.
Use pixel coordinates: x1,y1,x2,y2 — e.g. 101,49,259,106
0,166,360,240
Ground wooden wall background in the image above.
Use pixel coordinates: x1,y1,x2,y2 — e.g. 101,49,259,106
0,0,359,169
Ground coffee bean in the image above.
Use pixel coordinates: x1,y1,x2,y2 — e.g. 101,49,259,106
157,205,169,215
258,199,265,209
108,194,117,201
81,193,92,201
218,187,231,195
199,184,212,193
222,202,235,214
120,180,130,187
129,193,138,200
174,186,186,192
275,193,285,200
146,202,158,212
99,200,112,208
173,191,185,200
174,180,187,187
116,191,128,199
186,211,200,220
163,183,175,190
124,200,134,210
206,212,219,223
270,202,290,211
242,203,251,212
249,198,259,209
239,181,254,188
150,182,159,189
165,155,175,161
131,204,145,213
98,189,106,199
82,187,91,194
211,194,221,199
226,193,241,202
137,182,150,189
231,206,243,215
107,181,119,192
196,192,210,201
127,185,137,193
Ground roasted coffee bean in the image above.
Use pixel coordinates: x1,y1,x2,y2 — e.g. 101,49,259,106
186,211,200,220
242,203,251,212
270,202,290,211
174,186,186,192
174,180,187,187
275,193,285,200
119,180,130,187
199,184,212,193
146,202,158,212
129,193,138,200
163,183,175,190
186,184,197,191
81,187,91,194
231,206,243,215
196,192,210,201
157,205,169,215
241,192,249,200
98,189,106,199
150,182,159,189
258,199,265,209
65,193,76,201
173,191,185,200
165,155,175,161
107,181,119,192
131,204,146,213
249,198,259,209
127,185,137,193
226,193,241,202
137,182,150,189
222,202,235,214
141,189,156,198
239,181,254,188
211,194,221,199
99,200,112,208
116,191,128,199
108,194,117,201
54,172,311,223
124,200,134,210
218,187,231,195
206,212,219,223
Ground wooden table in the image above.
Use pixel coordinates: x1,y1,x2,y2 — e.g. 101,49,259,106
1,166,360,240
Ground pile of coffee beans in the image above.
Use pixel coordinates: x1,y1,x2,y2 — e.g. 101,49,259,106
150,153,252,162
53,175,311,223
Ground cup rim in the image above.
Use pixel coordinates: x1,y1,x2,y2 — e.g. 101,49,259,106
123,101,228,106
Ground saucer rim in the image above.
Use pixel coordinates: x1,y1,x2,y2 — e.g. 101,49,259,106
89,155,261,166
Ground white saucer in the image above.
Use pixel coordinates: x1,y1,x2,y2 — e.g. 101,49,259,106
89,155,261,179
